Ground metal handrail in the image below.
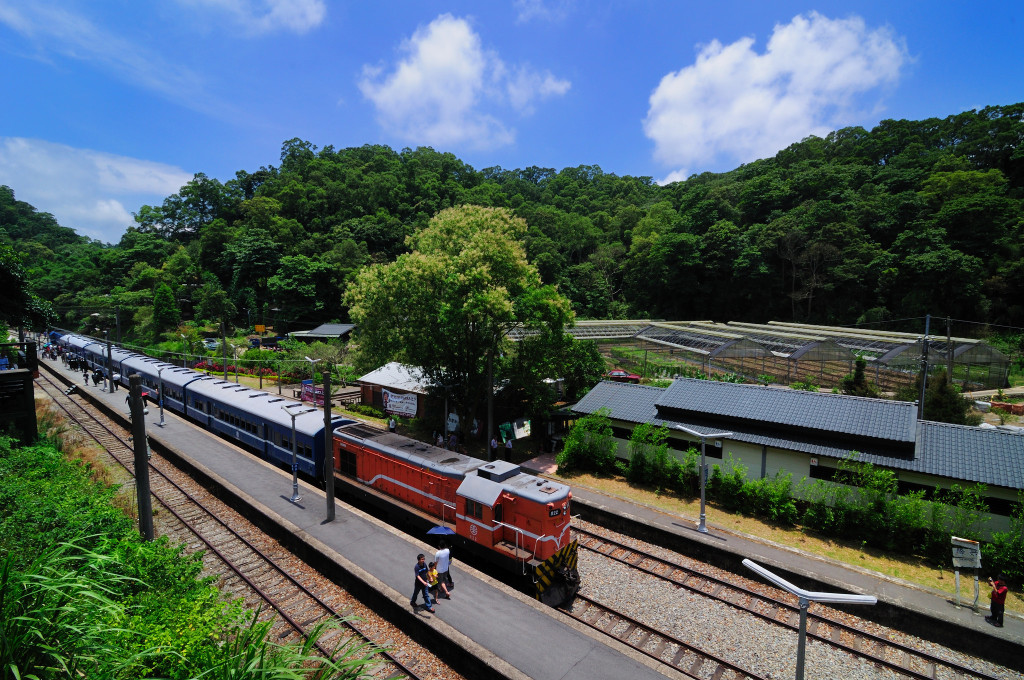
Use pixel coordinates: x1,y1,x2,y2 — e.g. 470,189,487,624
492,520,528,575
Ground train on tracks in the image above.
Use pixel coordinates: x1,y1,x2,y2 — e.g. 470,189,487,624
52,331,580,605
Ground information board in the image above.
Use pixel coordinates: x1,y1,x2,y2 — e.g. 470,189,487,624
951,536,982,569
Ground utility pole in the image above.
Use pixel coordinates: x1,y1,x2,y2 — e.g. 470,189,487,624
221,320,229,381
129,375,154,541
918,314,931,420
946,316,953,383
486,351,494,461
323,365,335,522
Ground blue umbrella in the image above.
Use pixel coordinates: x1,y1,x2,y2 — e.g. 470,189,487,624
427,525,455,535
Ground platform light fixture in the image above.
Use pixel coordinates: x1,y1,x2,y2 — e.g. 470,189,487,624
742,558,876,680
672,424,732,533
282,403,316,503
304,356,321,383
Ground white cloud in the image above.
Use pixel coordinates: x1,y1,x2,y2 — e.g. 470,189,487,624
180,0,326,35
513,0,575,23
0,138,193,244
644,12,908,178
359,14,570,150
507,67,571,114
0,3,205,104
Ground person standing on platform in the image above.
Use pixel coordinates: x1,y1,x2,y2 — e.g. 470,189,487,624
410,554,434,612
435,540,453,593
505,437,513,460
490,435,498,459
448,432,457,451
388,415,396,433
986,575,1008,627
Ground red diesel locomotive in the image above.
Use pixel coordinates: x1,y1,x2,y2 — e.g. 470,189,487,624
332,421,579,605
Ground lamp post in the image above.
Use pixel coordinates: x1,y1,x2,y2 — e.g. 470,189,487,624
157,366,166,427
304,356,321,382
304,356,321,401
672,424,732,533
742,559,876,680
282,404,316,503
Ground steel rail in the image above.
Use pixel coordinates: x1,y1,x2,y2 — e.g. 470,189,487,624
574,525,998,680
35,373,422,680
564,592,769,680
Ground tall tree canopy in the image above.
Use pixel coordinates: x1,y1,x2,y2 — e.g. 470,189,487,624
345,205,573,428
5,103,1024,339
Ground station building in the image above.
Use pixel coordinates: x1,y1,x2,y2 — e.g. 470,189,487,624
571,378,1024,531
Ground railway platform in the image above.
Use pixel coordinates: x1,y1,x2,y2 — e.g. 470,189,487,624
522,452,1024,668
39,358,688,680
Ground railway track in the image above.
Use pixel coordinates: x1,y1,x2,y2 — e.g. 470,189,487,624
573,525,1001,680
562,592,768,680
35,373,428,680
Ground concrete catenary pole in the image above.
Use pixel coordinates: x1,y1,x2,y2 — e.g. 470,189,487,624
323,365,335,522
918,314,931,420
129,374,154,541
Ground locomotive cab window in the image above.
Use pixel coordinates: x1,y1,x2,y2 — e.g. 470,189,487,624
465,499,484,520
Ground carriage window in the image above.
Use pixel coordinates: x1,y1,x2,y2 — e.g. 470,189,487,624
465,499,483,520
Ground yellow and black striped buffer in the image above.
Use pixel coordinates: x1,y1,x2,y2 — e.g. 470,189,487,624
534,539,579,599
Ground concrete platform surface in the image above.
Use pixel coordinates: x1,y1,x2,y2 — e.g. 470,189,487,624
41,358,687,680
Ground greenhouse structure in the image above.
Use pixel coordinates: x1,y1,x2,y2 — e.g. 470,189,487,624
525,319,1011,391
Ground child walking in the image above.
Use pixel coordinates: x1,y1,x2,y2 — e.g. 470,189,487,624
428,561,450,600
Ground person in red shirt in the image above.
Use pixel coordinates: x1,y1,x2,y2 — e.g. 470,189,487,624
986,575,1008,627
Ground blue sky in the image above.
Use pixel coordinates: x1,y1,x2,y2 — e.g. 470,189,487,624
1,1,1021,245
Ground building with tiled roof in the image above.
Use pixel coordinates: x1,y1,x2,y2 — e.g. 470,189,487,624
572,379,1024,525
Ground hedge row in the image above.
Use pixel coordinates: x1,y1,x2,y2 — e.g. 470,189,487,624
557,411,1024,583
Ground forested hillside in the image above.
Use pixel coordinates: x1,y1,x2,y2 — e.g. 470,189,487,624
2,103,1022,339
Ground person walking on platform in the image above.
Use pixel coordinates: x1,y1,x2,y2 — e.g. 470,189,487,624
986,575,1008,627
435,539,453,593
410,554,434,612
388,416,396,433
427,561,449,600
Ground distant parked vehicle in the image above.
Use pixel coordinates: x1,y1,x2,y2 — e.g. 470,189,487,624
202,338,220,350
605,369,641,383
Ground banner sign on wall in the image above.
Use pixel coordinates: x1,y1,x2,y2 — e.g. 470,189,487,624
300,379,325,406
383,388,418,417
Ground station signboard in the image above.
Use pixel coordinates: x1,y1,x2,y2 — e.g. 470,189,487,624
951,536,982,569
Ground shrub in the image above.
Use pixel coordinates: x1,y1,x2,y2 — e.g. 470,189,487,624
346,403,384,418
557,409,618,474
984,493,1024,584
626,423,670,486
745,472,798,525
711,454,748,511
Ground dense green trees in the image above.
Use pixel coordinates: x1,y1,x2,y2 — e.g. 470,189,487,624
2,102,1023,342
